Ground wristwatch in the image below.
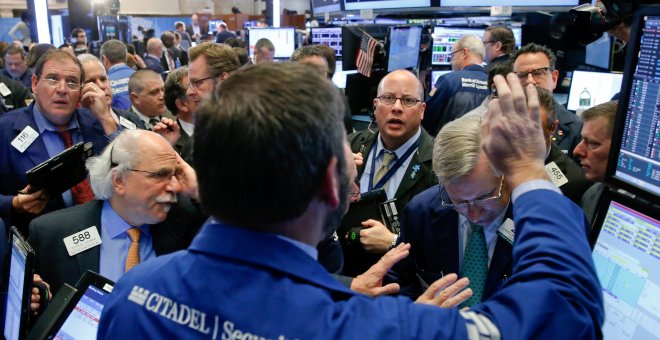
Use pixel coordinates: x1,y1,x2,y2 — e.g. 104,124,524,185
388,233,399,250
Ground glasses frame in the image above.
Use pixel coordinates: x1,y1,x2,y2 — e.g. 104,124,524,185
186,76,215,91
40,75,82,91
516,67,552,81
440,176,504,211
377,95,422,107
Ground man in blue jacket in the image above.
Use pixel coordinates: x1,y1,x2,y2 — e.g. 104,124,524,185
98,64,603,339
423,35,489,136
0,49,120,232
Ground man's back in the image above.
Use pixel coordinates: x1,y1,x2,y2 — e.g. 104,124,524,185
107,63,135,110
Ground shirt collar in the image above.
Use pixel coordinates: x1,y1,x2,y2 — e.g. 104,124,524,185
178,118,194,136
274,234,318,260
459,202,509,233
32,103,78,133
131,106,152,125
108,63,129,72
376,127,422,159
102,200,152,239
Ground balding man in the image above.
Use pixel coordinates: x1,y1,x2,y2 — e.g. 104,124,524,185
343,69,436,276
28,130,203,294
144,38,165,75
423,35,489,136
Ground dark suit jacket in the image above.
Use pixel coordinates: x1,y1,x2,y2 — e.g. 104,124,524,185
174,119,193,163
114,107,147,130
348,128,436,213
342,128,437,276
0,75,31,115
388,185,513,300
144,55,164,75
546,143,592,204
0,104,111,231
554,101,583,160
581,182,606,228
28,199,204,294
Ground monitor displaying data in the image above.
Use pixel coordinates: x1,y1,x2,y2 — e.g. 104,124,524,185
431,27,484,65
592,198,660,340
310,27,343,59
609,13,660,198
386,26,422,72
567,71,623,111
440,0,579,6
248,28,296,60
55,285,111,339
344,0,430,11
312,0,342,13
3,229,31,340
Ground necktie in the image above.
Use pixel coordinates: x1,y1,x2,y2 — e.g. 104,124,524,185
125,228,141,272
148,118,160,130
58,130,95,205
166,51,175,71
373,151,397,190
460,224,489,308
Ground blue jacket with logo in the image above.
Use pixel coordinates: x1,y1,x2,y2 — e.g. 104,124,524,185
98,189,603,339
423,64,489,136
107,64,135,111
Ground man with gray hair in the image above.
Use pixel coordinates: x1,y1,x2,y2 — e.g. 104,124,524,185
144,38,165,75
100,39,135,110
423,35,489,136
27,129,203,294
128,69,165,130
389,114,513,307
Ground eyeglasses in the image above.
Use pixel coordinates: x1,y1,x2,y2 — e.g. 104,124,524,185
440,177,504,212
377,95,422,107
186,76,214,91
40,75,81,91
449,49,465,56
127,168,184,182
516,67,552,81
482,40,497,45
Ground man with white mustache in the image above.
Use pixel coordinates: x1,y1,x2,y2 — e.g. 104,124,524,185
28,129,204,295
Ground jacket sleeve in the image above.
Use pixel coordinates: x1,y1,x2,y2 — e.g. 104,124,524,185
472,189,604,339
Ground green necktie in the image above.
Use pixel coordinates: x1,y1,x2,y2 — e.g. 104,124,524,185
460,224,488,308
373,151,396,190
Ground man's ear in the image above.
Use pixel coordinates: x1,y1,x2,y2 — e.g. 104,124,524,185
111,171,126,196
319,156,340,210
175,97,189,114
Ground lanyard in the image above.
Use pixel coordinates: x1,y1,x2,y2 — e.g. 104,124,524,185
367,135,421,191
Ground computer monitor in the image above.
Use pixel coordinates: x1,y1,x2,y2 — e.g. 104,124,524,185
248,27,296,60
208,20,223,35
341,25,389,71
386,26,422,72
585,32,612,70
4,227,35,340
566,70,623,111
312,0,343,13
431,27,483,66
606,7,660,200
310,27,343,59
590,190,660,340
332,61,358,89
440,0,579,6
430,70,451,88
510,26,522,49
343,0,430,11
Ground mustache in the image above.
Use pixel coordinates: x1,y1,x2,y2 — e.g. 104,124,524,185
155,194,178,204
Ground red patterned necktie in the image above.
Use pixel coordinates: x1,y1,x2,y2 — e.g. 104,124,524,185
58,129,95,205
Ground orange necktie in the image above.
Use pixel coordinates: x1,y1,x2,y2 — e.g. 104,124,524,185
125,228,141,272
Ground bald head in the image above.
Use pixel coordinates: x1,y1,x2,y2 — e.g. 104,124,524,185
377,70,424,100
146,38,163,56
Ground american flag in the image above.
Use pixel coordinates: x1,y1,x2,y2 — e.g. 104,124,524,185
356,31,378,77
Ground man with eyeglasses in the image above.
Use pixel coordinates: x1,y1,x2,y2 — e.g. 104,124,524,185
27,129,203,295
0,49,120,232
423,35,490,137
186,42,240,109
482,26,515,72
512,43,583,159
163,66,196,162
343,69,436,276
389,114,512,306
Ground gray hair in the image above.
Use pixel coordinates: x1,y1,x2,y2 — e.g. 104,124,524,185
86,130,142,199
100,39,128,64
77,53,104,70
457,35,485,61
432,114,483,184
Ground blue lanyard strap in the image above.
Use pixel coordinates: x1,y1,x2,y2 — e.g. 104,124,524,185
368,135,421,191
